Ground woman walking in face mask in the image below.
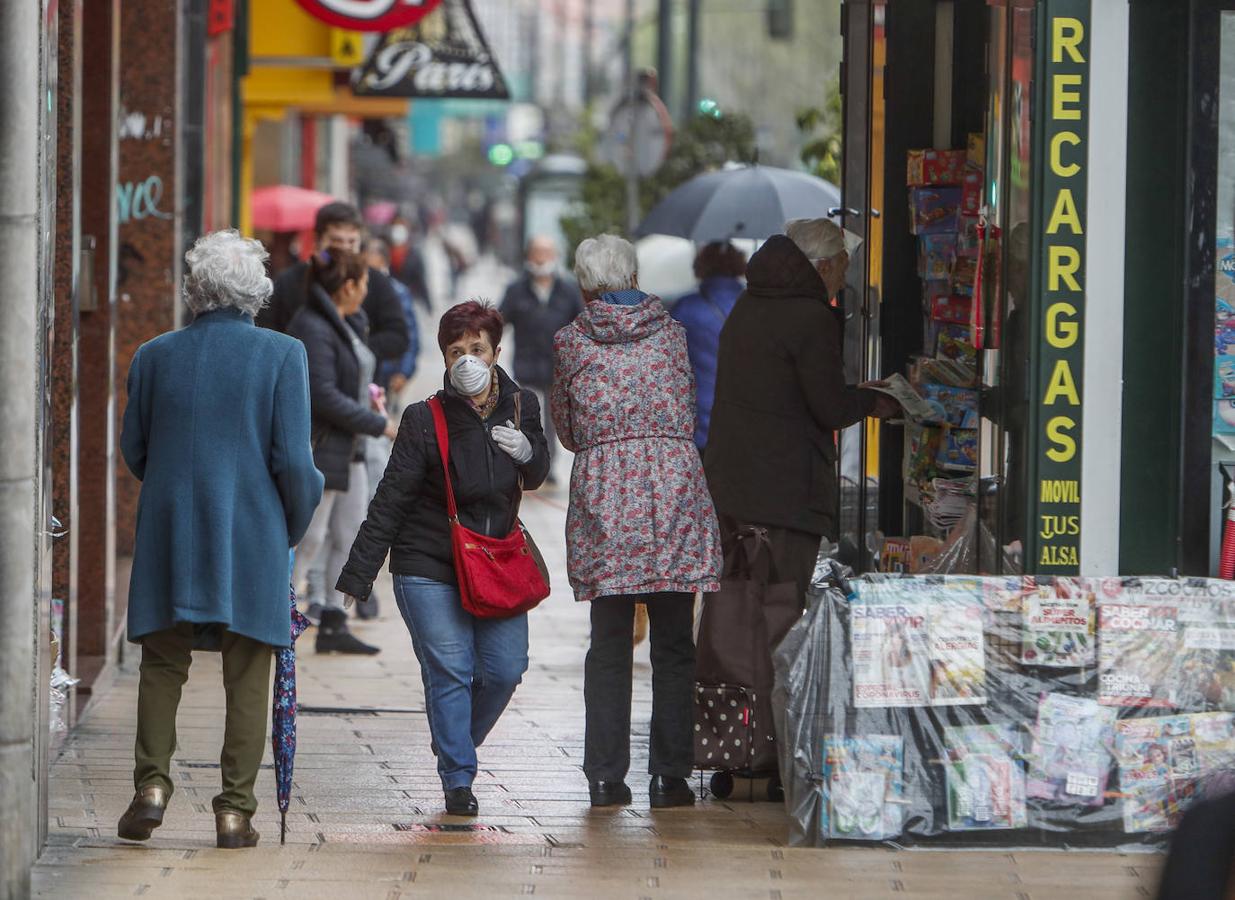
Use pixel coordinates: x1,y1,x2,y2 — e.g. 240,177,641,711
337,301,550,817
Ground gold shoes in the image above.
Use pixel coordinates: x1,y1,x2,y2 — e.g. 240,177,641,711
215,810,260,849
117,785,168,841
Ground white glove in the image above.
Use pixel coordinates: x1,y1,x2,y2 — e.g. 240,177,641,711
491,424,533,464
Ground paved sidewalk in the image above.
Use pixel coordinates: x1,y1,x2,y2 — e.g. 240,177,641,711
32,488,1164,899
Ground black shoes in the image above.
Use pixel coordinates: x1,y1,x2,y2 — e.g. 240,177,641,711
649,776,696,808
589,780,632,808
316,608,380,655
117,786,167,841
445,787,479,816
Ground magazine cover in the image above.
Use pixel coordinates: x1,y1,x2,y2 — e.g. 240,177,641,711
852,603,933,707
1026,693,1116,806
928,602,988,704
851,593,986,708
1119,771,1195,833
1178,616,1235,711
1021,587,1096,667
1098,600,1180,707
943,724,1027,830
821,734,906,840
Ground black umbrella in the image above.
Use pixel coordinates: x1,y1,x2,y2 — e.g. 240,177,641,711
635,165,843,244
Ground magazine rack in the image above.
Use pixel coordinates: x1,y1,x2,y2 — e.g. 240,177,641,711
772,568,1235,849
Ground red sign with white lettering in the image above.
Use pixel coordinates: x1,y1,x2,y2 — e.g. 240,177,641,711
294,0,443,32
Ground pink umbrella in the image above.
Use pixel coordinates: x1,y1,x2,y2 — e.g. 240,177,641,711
251,185,337,233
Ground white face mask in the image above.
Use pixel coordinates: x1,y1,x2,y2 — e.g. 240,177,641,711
390,224,410,245
449,354,492,396
527,260,556,278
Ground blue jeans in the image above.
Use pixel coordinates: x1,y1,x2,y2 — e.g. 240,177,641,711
392,575,529,790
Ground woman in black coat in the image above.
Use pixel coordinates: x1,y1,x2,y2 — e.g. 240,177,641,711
337,301,550,817
287,249,397,654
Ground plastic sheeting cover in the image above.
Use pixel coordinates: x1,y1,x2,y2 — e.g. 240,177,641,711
773,566,1235,850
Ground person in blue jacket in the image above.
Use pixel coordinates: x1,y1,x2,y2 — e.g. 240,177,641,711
669,241,748,450
116,230,324,850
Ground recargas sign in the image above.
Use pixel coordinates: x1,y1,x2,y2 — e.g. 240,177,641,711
1030,2,1090,574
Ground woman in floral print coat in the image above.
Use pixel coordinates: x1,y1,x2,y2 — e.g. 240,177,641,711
551,234,723,811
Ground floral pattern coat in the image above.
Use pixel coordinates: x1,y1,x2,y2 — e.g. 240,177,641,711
551,295,723,602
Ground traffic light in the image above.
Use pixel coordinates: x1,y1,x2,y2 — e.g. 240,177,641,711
488,143,515,166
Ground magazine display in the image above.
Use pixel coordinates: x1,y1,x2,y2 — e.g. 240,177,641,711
792,575,1235,849
1026,693,1116,806
1097,598,1180,707
943,724,1027,831
821,735,906,840
1021,585,1095,668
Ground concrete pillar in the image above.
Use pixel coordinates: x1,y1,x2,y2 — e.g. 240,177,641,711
76,0,120,698
0,0,43,892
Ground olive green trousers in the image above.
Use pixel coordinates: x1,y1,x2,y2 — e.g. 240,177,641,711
133,624,273,815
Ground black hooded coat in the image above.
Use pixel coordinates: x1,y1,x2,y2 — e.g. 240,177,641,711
704,235,876,539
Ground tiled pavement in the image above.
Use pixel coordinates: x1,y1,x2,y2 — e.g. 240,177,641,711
31,486,1165,899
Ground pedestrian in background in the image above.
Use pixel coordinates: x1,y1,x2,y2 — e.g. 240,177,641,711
365,236,421,408
287,248,395,654
705,218,898,605
499,235,583,484
258,201,410,365
117,230,323,850
552,235,723,810
337,301,550,817
669,241,747,452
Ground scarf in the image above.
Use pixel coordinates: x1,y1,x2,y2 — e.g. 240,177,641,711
600,288,649,307
471,384,501,421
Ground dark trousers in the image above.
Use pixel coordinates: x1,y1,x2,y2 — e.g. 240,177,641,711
583,592,695,783
718,513,822,608
134,624,273,815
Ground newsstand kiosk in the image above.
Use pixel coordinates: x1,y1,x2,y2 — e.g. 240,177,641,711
774,0,1235,851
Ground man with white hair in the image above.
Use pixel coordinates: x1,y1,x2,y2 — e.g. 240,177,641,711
117,230,324,849
705,217,896,606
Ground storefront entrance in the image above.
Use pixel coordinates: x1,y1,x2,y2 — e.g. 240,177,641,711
837,0,1036,576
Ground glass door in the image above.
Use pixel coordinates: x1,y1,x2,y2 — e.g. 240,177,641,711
837,0,885,571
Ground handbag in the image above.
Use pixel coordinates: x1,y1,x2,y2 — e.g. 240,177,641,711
427,394,550,619
693,525,802,774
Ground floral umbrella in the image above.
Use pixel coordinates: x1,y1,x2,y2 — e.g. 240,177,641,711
272,582,311,844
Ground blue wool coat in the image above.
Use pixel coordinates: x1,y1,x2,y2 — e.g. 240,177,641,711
121,308,324,647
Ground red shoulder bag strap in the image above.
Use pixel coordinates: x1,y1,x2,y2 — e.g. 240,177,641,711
426,397,460,524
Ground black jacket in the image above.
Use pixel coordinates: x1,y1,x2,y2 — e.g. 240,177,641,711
704,235,875,539
498,273,583,387
335,367,550,598
286,285,388,491
260,260,410,362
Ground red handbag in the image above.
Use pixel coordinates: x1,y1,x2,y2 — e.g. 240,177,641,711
427,395,550,618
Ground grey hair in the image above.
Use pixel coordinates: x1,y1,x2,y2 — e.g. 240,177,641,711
784,217,846,261
573,234,638,294
183,229,273,316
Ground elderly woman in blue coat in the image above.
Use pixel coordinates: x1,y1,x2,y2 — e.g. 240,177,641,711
116,230,323,850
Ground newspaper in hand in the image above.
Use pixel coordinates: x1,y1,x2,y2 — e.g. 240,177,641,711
866,373,936,421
